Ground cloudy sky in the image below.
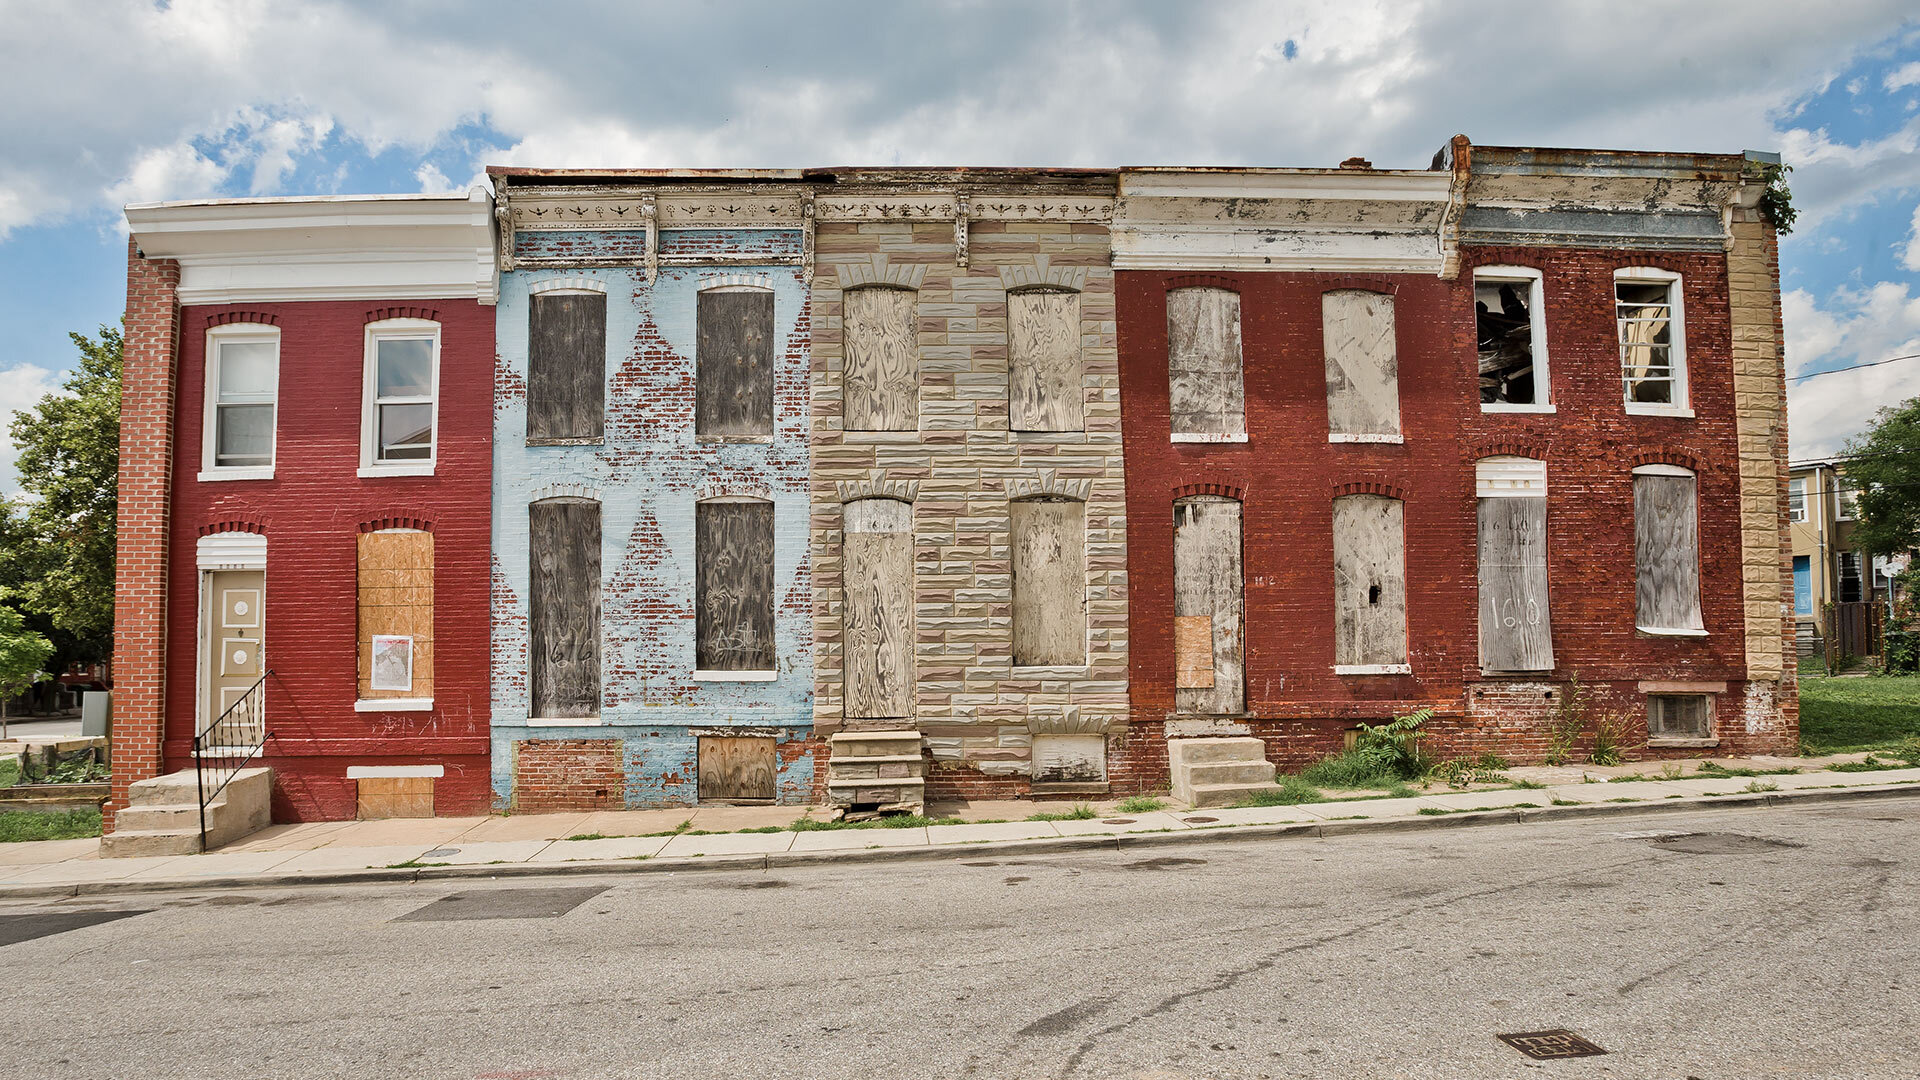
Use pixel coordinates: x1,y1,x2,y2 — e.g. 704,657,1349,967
1,0,1917,494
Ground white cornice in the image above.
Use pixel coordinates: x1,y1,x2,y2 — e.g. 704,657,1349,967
127,190,497,306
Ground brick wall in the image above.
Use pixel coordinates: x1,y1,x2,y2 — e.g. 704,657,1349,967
163,299,495,821
108,241,182,830
510,739,626,813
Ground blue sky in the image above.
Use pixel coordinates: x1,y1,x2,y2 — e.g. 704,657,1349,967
1,1,1917,493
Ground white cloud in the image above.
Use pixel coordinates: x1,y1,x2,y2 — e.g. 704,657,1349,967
1785,283,1920,458
0,363,59,497
1887,60,1920,91
1904,201,1920,271
102,142,229,208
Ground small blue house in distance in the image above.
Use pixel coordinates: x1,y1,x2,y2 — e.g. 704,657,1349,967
488,170,816,810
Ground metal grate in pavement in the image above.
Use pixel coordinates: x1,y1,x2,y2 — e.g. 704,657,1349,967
1497,1030,1608,1060
394,886,610,922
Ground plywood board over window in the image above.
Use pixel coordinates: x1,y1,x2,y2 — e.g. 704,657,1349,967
1634,466,1704,633
697,288,776,439
1011,497,1086,666
1167,287,1245,438
358,530,434,701
1332,494,1408,670
1322,290,1400,441
1477,458,1554,672
698,736,777,802
527,293,606,441
842,286,918,432
696,499,776,671
1173,495,1244,714
842,497,915,718
1007,288,1084,432
530,498,601,718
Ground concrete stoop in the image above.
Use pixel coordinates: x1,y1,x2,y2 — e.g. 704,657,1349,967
826,730,925,813
99,768,272,858
1169,737,1276,809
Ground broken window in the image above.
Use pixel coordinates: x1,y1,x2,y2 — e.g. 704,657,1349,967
1616,271,1688,412
1010,497,1086,665
1474,268,1548,408
1331,494,1408,671
1173,495,1244,714
696,286,776,439
695,498,776,672
1166,287,1245,439
527,290,606,442
1322,289,1400,441
842,285,917,432
1647,694,1712,740
1632,465,1704,633
1007,287,1084,432
529,498,601,718
1476,458,1553,672
842,497,914,718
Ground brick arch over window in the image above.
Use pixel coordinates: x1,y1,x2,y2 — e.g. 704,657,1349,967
1311,275,1404,296
1632,449,1703,474
198,518,268,537
359,515,434,534
1471,438,1550,462
1163,273,1241,294
365,306,440,324
1333,480,1409,501
1172,480,1247,502
204,311,278,329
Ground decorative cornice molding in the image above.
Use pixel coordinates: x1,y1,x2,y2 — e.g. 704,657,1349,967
1008,469,1093,502
999,257,1087,292
832,255,928,291
1025,708,1111,735
836,477,919,504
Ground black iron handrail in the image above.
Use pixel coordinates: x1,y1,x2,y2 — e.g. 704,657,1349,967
193,670,273,852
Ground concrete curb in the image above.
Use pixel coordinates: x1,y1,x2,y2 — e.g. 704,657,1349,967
5,782,1914,901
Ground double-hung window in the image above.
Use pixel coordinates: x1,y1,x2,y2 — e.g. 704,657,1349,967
1474,267,1551,411
202,324,279,480
362,320,439,475
1615,268,1689,415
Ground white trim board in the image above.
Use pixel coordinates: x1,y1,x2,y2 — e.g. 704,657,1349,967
346,765,445,779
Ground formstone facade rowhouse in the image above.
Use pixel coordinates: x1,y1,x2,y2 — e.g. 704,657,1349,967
108,138,1796,831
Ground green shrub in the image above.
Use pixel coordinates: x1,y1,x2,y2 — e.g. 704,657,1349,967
1301,708,1435,789
1115,795,1167,813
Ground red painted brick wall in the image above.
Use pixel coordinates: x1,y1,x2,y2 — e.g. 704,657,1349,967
161,299,494,820
1115,251,1789,778
510,739,625,813
108,242,182,830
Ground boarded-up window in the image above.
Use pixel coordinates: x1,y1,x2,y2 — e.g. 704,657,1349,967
1007,288,1084,432
1634,466,1704,632
1322,290,1399,441
842,286,917,432
358,530,433,700
1167,287,1244,438
1648,694,1712,740
1011,497,1086,665
697,736,777,802
1173,495,1244,714
1332,494,1408,670
527,292,606,441
1476,458,1553,672
1032,733,1107,784
696,288,775,438
843,497,914,718
529,498,601,717
696,499,776,671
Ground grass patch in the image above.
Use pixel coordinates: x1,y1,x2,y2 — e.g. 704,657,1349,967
1115,795,1167,813
1550,798,1579,806
1697,762,1800,779
565,833,608,842
1509,778,1547,790
383,859,450,868
1026,803,1099,822
1417,807,1448,816
1232,776,1325,808
0,807,103,843
639,820,695,837
787,813,965,832
1743,781,1780,793
1800,675,1920,753
0,757,19,788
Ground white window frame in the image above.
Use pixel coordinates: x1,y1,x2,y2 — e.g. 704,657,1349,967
1614,267,1691,417
199,323,280,482
359,318,441,477
1835,478,1858,521
1474,266,1553,413
1788,476,1807,522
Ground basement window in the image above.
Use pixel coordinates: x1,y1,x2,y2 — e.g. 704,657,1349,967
1474,267,1550,410
1647,694,1712,742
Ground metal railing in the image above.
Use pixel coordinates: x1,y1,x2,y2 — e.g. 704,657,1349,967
193,670,272,852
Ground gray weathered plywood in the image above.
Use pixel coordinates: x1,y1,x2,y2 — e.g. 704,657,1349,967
843,497,915,718
697,736,777,802
1167,287,1245,436
1331,494,1407,667
1477,496,1554,671
527,293,606,441
1010,497,1086,665
1322,290,1400,439
1007,289,1084,432
842,286,917,432
529,498,601,717
1032,733,1108,783
696,289,775,438
1634,474,1704,631
1173,496,1244,713
696,500,776,671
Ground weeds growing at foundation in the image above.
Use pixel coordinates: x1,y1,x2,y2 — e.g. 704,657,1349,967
0,808,102,843
1430,753,1510,789
1232,776,1325,808
1026,803,1099,822
1509,779,1547,790
1116,795,1168,813
1299,708,1435,789
1696,762,1801,779
787,814,966,832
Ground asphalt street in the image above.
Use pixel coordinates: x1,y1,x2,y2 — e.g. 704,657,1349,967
4,798,1916,1079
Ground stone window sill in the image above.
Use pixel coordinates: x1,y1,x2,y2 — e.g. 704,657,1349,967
527,716,604,726
198,467,275,483
1648,737,1719,749
1334,664,1412,676
1638,626,1709,637
693,669,777,682
1171,432,1248,443
354,698,433,712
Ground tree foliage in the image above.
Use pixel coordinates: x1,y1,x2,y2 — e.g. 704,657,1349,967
0,601,53,701
2,325,120,662
1842,395,1920,558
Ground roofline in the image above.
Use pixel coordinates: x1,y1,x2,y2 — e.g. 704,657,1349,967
123,189,486,212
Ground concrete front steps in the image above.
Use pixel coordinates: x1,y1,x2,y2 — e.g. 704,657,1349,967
99,768,272,858
1169,737,1277,809
826,730,925,814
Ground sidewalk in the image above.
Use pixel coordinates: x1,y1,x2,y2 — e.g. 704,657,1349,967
4,757,1917,899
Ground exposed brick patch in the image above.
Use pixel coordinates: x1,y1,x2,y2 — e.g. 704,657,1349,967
511,740,626,813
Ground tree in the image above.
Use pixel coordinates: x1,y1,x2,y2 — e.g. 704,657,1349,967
4,325,120,663
0,599,53,734
1842,395,1920,558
